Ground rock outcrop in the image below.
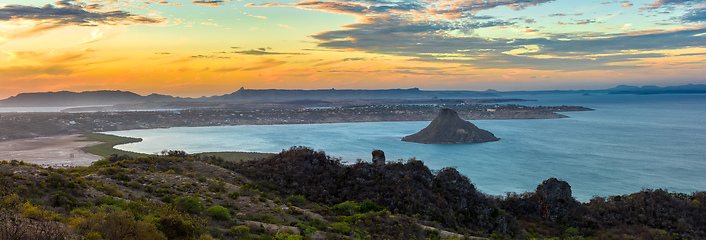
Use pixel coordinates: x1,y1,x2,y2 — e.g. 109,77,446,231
372,150,385,164
537,177,574,221
402,108,499,144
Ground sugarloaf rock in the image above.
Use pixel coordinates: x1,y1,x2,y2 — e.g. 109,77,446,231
402,108,499,144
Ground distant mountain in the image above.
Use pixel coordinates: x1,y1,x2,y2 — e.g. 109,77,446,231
2,84,704,107
494,84,706,96
211,87,499,101
0,90,178,107
606,84,706,94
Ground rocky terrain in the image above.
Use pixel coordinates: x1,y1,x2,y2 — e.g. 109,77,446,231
402,108,499,144
2,147,706,239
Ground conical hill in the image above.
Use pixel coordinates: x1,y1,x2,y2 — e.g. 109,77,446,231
402,108,499,144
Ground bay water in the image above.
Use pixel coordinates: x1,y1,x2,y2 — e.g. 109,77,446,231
106,93,706,202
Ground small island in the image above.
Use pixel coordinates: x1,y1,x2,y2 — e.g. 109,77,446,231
402,108,500,144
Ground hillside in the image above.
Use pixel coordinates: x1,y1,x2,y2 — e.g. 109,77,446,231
2,147,706,239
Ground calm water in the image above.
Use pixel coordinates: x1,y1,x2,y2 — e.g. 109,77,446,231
106,93,706,202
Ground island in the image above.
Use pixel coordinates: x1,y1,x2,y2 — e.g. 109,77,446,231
402,108,500,144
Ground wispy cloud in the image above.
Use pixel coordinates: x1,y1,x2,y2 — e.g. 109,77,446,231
232,48,309,55
192,0,232,7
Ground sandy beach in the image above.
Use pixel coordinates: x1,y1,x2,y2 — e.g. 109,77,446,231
0,134,104,167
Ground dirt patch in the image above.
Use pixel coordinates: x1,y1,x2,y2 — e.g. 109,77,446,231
0,134,103,167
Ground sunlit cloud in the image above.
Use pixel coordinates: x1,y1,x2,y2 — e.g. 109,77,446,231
81,28,103,44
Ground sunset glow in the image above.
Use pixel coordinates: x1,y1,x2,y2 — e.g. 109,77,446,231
1,0,705,98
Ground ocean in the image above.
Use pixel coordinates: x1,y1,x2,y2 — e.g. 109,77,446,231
105,93,706,202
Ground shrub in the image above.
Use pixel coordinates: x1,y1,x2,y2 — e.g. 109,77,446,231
205,206,231,220
229,225,250,236
158,214,198,240
285,195,306,207
208,181,226,193
330,222,351,234
228,191,240,200
175,196,203,214
92,159,110,167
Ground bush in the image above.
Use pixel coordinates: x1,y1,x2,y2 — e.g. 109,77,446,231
92,159,110,167
285,195,306,206
158,214,199,240
205,206,231,220
229,225,250,236
175,196,203,213
228,191,240,200
330,222,350,234
333,200,384,215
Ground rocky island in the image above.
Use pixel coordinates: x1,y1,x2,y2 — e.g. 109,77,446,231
402,108,500,144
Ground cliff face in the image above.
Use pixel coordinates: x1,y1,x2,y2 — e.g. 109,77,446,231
402,108,499,144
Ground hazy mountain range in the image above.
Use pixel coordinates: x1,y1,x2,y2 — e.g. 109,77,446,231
1,84,704,107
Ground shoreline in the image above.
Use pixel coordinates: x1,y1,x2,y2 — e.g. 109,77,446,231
0,134,104,167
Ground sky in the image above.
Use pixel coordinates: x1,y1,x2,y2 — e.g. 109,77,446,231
0,0,705,98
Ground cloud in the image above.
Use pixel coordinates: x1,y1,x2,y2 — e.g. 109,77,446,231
242,58,286,71
155,1,183,5
0,49,100,78
190,55,231,59
683,8,706,22
81,28,103,44
278,24,294,29
645,0,700,8
0,2,162,25
192,0,232,6
0,1,163,43
232,48,309,55
243,0,706,71
642,0,706,23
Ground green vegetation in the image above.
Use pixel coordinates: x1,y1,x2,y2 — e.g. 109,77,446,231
195,151,272,163
80,133,271,162
205,206,231,220
79,133,147,158
3,147,706,239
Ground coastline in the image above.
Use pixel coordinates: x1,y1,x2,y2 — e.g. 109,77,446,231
0,134,103,167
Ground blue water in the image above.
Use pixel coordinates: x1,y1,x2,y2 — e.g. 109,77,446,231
106,93,706,202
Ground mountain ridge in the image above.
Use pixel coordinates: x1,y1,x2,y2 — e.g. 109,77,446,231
2,84,705,107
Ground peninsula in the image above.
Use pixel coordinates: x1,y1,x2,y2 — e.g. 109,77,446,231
0,90,592,141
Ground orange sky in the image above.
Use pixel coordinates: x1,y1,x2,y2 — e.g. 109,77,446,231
1,0,705,98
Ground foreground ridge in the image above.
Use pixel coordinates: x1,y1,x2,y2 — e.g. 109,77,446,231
2,147,706,239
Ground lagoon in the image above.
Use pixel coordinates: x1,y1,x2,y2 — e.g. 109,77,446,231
106,93,706,202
